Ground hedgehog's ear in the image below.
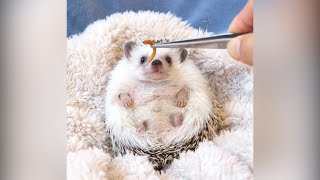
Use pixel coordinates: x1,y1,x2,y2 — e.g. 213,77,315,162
179,49,188,62
124,41,137,59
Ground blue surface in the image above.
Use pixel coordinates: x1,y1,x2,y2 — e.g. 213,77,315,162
67,0,247,37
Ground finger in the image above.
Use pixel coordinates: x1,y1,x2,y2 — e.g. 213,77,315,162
227,33,253,65
228,0,253,33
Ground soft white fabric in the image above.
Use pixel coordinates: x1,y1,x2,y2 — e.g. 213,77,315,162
67,11,253,180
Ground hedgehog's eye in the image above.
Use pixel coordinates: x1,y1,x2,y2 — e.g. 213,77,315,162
165,56,172,64
140,56,146,63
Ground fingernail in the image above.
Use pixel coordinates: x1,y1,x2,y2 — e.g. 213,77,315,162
227,38,241,60
227,16,239,33
228,23,236,33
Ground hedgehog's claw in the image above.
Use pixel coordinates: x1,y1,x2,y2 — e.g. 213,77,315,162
119,93,133,107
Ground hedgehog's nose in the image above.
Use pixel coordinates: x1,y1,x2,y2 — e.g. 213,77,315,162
151,59,162,66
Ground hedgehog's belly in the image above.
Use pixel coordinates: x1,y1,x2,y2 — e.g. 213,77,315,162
133,98,182,143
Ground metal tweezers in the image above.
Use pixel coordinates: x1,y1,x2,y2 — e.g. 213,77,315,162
151,33,245,49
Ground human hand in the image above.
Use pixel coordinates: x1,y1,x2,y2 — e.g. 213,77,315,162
227,0,253,65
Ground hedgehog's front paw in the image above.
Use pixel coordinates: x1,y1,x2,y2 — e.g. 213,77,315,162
137,121,147,133
119,93,133,107
170,112,183,127
175,96,187,107
175,87,188,107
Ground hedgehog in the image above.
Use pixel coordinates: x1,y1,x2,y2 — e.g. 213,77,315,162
105,40,223,171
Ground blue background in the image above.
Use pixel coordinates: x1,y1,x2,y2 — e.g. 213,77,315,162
67,0,247,37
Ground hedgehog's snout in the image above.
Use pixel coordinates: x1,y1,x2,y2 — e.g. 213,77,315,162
151,59,162,66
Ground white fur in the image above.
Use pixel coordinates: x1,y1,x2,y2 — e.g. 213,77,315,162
67,11,253,179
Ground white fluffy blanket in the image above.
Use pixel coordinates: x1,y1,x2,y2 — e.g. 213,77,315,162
67,11,253,180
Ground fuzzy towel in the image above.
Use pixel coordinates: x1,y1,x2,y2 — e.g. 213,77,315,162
67,11,253,180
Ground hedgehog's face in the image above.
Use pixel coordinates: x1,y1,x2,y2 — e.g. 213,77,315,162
124,41,188,82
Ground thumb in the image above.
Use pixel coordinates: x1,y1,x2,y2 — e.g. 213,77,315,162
227,33,253,65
